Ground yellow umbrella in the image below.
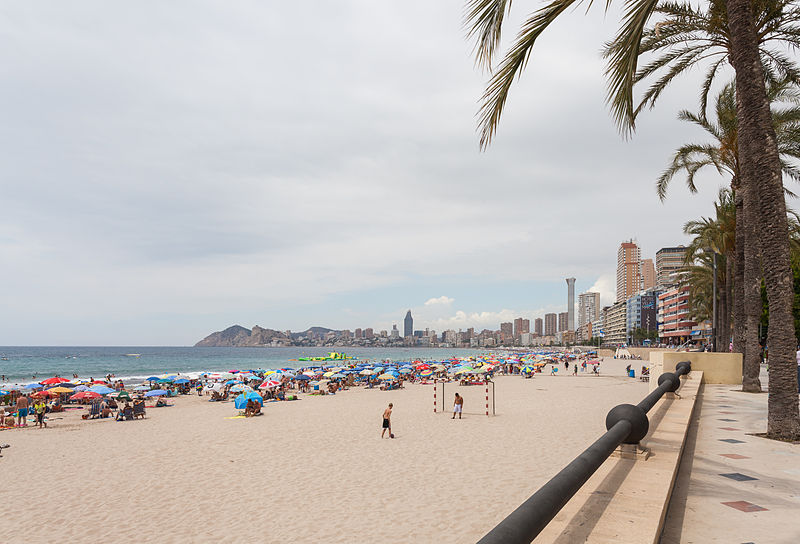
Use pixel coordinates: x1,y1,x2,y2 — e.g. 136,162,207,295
47,386,74,394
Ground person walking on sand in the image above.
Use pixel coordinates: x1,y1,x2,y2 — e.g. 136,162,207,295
452,393,463,419
381,403,393,438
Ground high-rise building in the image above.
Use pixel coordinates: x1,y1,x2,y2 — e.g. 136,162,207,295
578,291,601,330
617,240,642,302
534,318,543,336
566,277,576,331
641,259,656,290
403,310,413,338
544,313,557,336
558,312,568,332
656,246,687,287
500,322,513,343
513,317,530,337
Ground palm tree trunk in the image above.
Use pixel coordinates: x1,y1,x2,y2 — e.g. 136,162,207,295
741,173,763,392
727,0,800,438
717,266,728,352
733,187,745,357
725,253,733,351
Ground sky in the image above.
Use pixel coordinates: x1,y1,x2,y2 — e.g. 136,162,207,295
0,1,733,345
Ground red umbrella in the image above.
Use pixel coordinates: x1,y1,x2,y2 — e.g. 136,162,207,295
40,377,70,385
70,391,102,400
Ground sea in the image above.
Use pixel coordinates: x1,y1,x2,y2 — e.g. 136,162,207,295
0,346,487,384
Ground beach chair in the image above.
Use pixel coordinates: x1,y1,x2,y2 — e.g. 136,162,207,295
133,402,146,419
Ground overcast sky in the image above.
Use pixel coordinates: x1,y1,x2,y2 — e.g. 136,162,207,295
0,1,734,345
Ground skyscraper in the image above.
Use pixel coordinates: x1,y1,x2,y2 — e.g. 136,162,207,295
403,310,413,338
500,322,513,342
566,277,576,331
534,318,543,336
513,317,530,337
544,313,557,336
558,312,568,332
641,258,655,290
617,240,642,302
578,291,601,329
656,246,687,287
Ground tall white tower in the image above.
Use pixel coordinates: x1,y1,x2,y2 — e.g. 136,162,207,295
566,277,576,331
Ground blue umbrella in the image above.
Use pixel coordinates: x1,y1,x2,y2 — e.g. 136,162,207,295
234,392,263,409
89,385,115,395
145,389,168,397
174,378,190,384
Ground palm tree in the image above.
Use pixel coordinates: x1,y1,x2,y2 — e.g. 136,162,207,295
683,190,736,351
605,0,800,122
465,0,800,439
655,79,800,390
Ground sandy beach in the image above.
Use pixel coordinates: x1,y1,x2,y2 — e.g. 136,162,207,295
1,357,648,543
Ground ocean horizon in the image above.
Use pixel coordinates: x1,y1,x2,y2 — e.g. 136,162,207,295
0,346,487,384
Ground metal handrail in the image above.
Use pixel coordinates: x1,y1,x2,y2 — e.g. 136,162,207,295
476,361,692,544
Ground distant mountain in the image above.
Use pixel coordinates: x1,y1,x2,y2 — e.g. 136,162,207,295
195,325,291,347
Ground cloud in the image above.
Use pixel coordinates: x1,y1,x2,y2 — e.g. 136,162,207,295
588,274,617,307
425,296,454,306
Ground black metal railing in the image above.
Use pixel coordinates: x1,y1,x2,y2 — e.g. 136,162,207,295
477,361,692,544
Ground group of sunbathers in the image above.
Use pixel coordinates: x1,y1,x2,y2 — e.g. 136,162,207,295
243,399,262,417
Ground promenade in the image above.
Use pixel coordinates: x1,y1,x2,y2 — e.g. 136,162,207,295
663,370,800,543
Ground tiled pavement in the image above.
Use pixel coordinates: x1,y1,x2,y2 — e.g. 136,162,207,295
661,374,800,544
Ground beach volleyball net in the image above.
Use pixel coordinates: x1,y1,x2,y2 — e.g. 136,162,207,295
433,380,495,416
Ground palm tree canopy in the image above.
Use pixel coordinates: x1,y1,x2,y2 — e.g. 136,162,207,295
657,77,800,199
464,0,800,147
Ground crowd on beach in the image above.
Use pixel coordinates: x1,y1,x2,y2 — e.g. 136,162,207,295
0,349,616,429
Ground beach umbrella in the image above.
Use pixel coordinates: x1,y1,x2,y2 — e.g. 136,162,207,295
70,391,101,400
47,386,75,394
144,390,168,397
234,392,263,409
40,377,70,385
229,384,252,393
89,385,115,395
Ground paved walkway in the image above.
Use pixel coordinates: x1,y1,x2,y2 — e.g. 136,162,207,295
661,375,800,544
